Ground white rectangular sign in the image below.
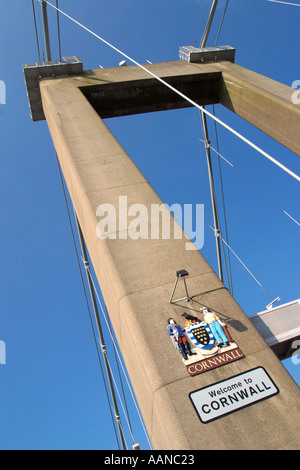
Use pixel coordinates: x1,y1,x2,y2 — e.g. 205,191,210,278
190,367,279,423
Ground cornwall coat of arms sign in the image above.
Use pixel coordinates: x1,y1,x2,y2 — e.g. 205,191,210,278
167,308,244,376
186,322,215,350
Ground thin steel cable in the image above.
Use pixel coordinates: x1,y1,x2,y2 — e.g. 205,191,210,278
75,215,127,450
75,225,145,448
105,306,135,446
32,0,42,62
214,0,229,46
56,0,62,60
86,270,153,450
194,109,216,260
44,0,300,183
212,105,234,294
193,0,210,46
36,0,45,62
95,336,131,450
209,226,273,300
95,342,129,450
200,139,300,226
266,0,300,6
198,2,233,292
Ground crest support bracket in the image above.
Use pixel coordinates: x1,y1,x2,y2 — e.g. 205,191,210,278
169,269,191,304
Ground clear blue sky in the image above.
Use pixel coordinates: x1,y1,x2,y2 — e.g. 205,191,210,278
0,0,299,450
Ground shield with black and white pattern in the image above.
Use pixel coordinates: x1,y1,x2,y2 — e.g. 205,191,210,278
186,322,215,349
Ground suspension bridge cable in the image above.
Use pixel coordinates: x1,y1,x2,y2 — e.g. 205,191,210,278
266,0,300,6
75,217,127,450
55,0,62,61
193,0,209,46
214,0,229,46
209,226,273,300
31,0,41,62
200,139,300,227
54,152,122,449
36,0,46,62
75,217,148,449
105,306,135,446
95,335,132,449
196,1,233,292
44,0,300,183
86,269,153,450
195,110,216,260
211,105,234,294
202,2,234,292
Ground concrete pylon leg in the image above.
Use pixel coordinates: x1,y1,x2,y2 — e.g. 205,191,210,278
40,76,300,450
217,62,300,156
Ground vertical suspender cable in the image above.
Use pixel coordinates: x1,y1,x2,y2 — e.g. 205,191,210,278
74,216,127,451
39,0,52,62
55,0,62,61
200,110,224,282
212,106,234,294
104,304,136,447
214,0,229,46
198,0,224,282
32,0,42,62
199,0,219,48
